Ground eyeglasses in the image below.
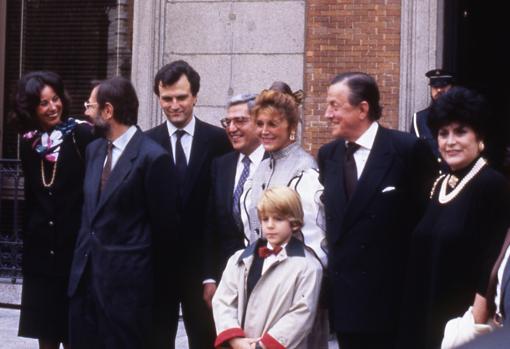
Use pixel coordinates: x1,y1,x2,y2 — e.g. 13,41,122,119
84,101,98,110
220,117,250,128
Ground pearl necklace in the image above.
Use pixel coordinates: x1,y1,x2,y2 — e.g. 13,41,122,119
437,157,486,204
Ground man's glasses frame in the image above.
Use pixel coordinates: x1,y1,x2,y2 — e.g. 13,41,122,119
220,116,250,128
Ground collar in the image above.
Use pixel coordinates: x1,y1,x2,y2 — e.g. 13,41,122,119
166,116,196,137
112,125,137,152
238,236,305,263
243,144,265,164
347,121,378,150
270,142,300,161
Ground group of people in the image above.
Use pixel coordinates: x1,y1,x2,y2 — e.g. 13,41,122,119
10,60,510,349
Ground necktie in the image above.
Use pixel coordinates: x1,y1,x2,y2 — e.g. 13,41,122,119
100,141,113,191
232,156,251,227
174,130,187,183
344,142,360,199
258,245,282,258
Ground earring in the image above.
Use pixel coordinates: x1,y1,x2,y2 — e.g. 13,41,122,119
479,141,485,153
289,132,296,141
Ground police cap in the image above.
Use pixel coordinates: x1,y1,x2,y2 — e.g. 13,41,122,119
426,69,454,88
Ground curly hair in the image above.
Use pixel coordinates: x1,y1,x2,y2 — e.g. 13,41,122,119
428,86,488,139
11,71,70,133
251,89,300,131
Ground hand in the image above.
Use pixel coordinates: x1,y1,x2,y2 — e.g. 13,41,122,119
203,283,217,309
228,337,258,349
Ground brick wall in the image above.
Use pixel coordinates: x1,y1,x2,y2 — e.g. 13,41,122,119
303,0,401,155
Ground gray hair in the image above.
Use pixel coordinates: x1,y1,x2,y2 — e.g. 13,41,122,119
227,93,257,112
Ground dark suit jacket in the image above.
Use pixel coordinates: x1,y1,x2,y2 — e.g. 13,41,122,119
145,118,232,277
203,151,247,282
68,129,178,344
318,125,435,333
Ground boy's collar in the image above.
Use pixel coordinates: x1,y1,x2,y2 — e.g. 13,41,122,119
238,236,305,263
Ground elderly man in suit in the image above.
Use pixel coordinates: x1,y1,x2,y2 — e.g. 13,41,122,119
317,72,435,349
146,60,232,349
68,77,178,349
202,93,266,308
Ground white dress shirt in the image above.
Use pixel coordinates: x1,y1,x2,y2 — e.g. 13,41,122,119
347,121,379,179
233,144,265,193
108,125,137,169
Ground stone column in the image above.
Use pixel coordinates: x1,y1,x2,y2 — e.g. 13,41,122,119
399,0,443,131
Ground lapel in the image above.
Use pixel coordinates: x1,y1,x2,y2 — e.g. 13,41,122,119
154,123,173,160
343,127,394,229
225,152,240,214
92,129,142,220
181,118,211,202
325,141,348,223
487,229,510,308
86,139,108,220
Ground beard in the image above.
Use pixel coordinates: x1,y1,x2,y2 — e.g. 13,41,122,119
93,120,111,138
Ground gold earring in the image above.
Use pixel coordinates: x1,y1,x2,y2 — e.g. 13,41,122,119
289,132,296,141
479,141,485,152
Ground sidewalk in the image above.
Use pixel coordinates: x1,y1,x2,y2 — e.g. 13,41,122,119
0,282,338,348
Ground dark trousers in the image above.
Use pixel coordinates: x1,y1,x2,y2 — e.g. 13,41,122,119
69,268,151,349
336,332,396,349
168,273,216,349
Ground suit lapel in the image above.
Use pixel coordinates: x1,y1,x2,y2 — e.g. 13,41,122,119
155,123,173,161
86,139,108,219
344,127,394,228
225,152,240,213
93,129,142,219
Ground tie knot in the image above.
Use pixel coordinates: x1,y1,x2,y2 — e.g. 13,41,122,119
175,129,186,140
346,142,360,155
242,156,251,166
107,140,113,152
258,246,282,258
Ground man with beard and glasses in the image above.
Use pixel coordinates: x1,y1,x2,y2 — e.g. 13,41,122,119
68,77,179,349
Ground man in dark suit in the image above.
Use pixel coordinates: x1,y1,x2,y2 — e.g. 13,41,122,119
146,60,232,349
202,93,265,308
68,77,178,349
411,68,454,172
318,72,435,349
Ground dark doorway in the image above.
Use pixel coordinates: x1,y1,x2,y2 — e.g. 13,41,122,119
444,1,510,174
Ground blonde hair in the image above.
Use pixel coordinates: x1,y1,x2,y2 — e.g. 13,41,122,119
256,186,304,231
251,89,300,132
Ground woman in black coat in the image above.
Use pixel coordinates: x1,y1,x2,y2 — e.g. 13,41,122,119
12,71,95,349
398,87,510,349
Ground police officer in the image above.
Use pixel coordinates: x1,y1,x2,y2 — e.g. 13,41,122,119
411,69,454,172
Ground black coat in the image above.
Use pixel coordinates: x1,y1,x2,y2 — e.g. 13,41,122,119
318,125,435,333
145,119,232,276
68,129,179,347
20,122,95,278
203,151,247,282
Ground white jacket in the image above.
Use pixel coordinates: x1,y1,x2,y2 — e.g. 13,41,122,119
212,238,323,349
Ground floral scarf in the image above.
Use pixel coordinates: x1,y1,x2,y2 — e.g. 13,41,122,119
22,117,90,163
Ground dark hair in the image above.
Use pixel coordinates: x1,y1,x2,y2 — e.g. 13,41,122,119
330,72,382,120
252,89,300,131
269,81,304,106
96,77,139,126
153,60,200,97
12,71,71,133
428,86,488,139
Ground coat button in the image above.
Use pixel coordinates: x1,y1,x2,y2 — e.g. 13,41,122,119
50,250,55,255
360,244,366,249
48,220,55,227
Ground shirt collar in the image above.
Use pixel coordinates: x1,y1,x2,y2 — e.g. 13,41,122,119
243,144,265,165
112,125,137,152
349,121,378,150
166,116,196,137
